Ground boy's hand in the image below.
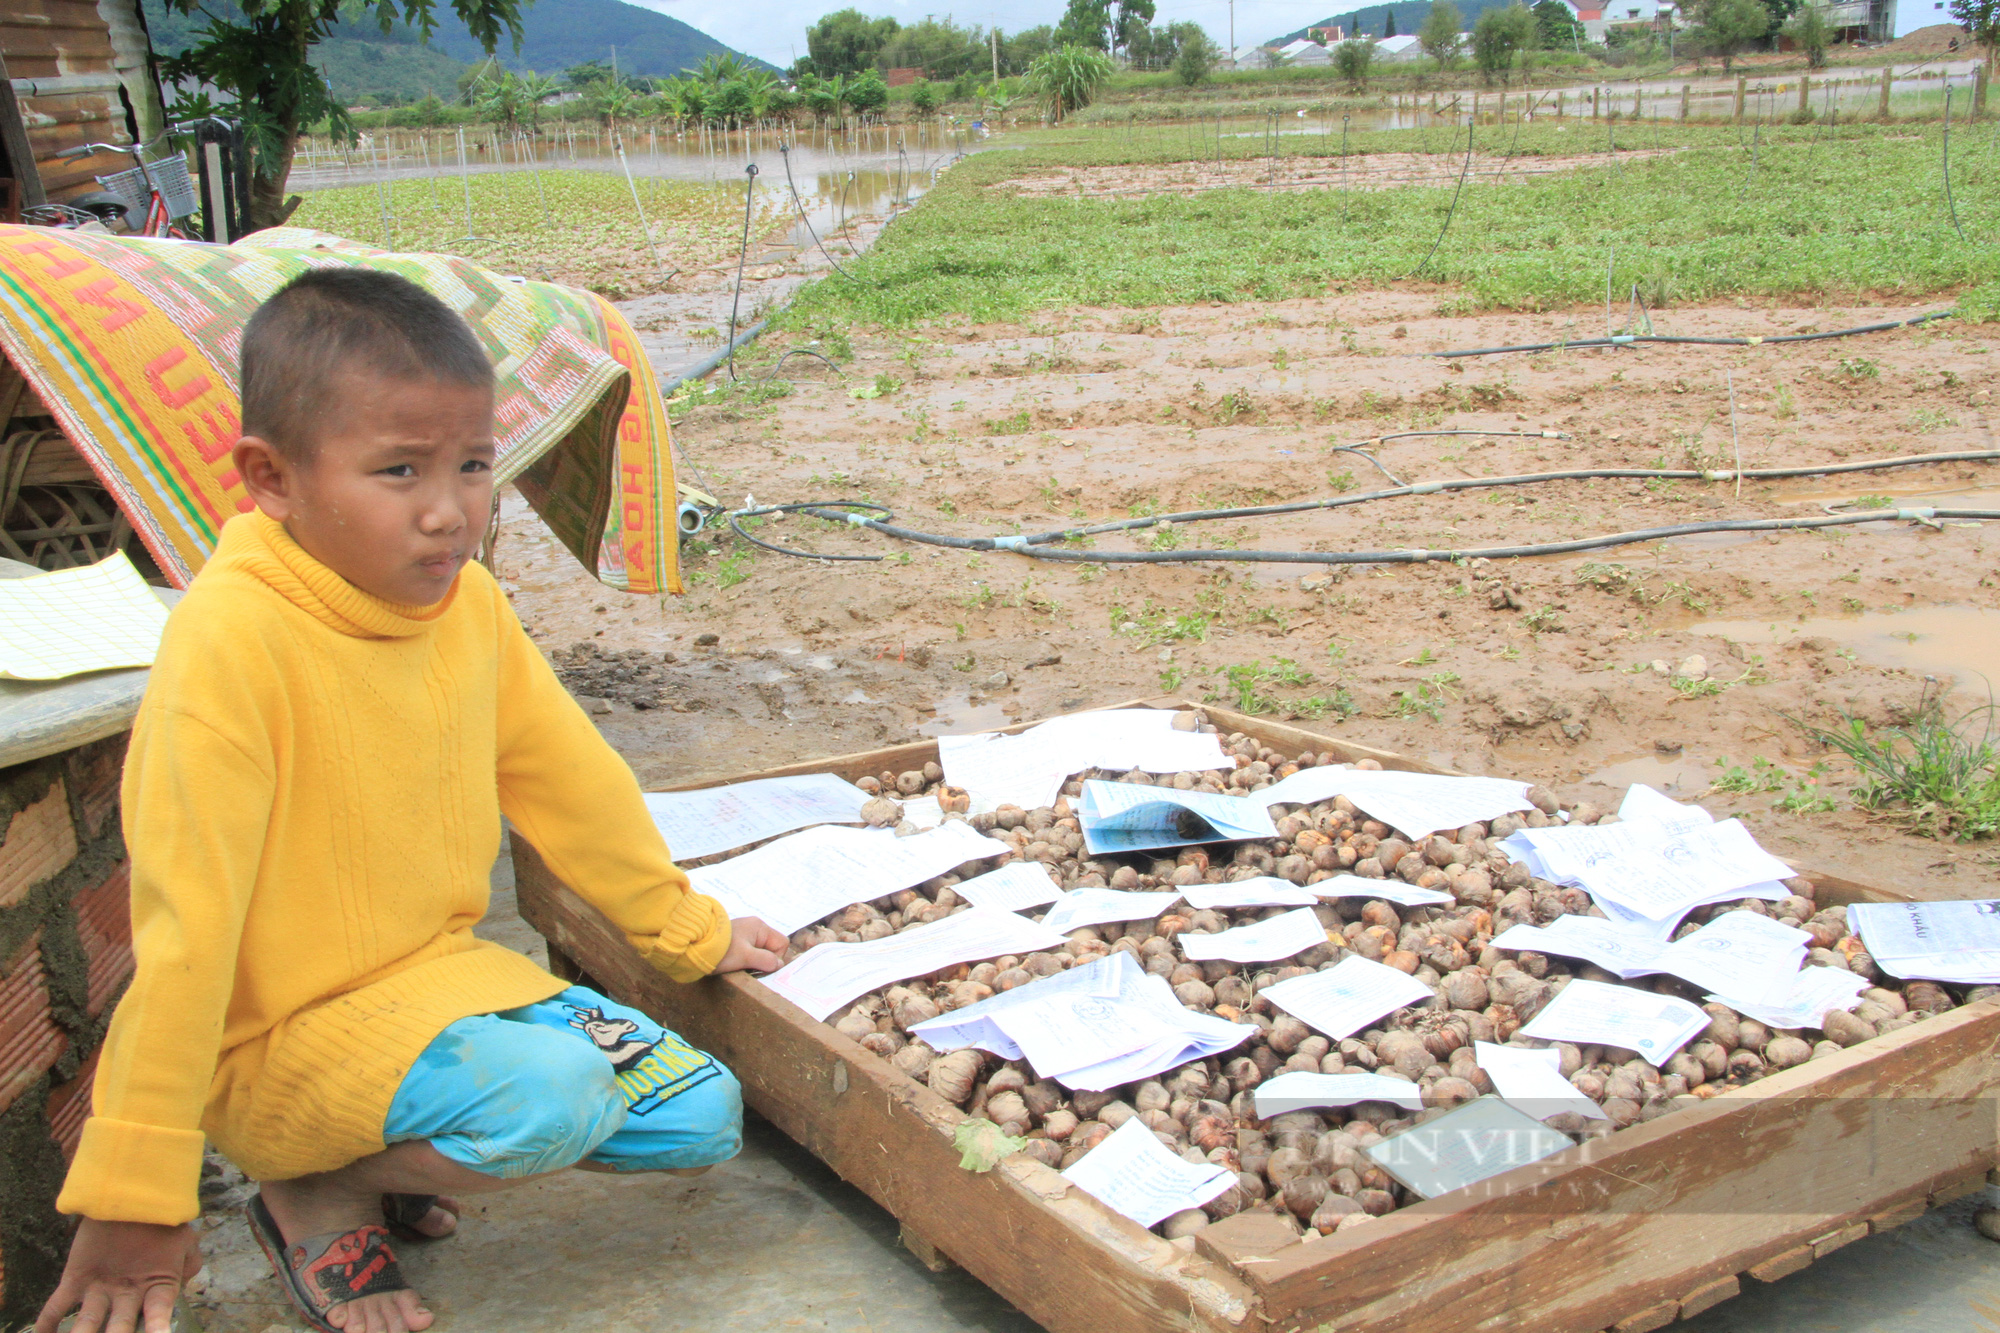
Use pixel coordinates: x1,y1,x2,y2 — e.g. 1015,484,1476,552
35,1218,202,1333
714,916,786,974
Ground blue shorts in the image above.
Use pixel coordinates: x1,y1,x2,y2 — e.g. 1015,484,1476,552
382,985,742,1179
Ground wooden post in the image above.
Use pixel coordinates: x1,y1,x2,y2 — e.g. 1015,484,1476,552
1735,76,1747,121
1557,90,1566,118
1977,62,1989,116
1798,77,1810,117
1633,87,1642,117
1681,83,1691,120
1472,92,1480,122
1592,86,1599,117
1880,66,1892,118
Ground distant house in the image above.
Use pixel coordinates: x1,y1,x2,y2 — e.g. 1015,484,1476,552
1307,26,1346,41
1563,0,1669,42
1374,34,1423,61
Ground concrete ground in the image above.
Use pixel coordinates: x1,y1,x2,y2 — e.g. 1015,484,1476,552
182,847,1999,1333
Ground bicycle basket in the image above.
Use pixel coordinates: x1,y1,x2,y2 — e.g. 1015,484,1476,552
96,154,199,220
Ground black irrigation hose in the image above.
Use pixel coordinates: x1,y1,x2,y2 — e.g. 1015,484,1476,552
725,162,759,382
753,347,844,387
727,501,891,562
779,142,864,283
802,507,2000,567
1943,85,1967,243
994,449,2000,546
1328,445,1405,486
1403,116,1474,281
1427,309,1958,358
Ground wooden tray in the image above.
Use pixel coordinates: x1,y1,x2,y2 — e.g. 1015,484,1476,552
512,700,1999,1333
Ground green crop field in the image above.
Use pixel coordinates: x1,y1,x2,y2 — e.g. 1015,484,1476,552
289,169,784,297
781,119,2000,328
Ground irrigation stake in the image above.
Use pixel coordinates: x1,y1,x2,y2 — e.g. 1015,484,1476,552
1942,83,1967,242
1727,370,1743,501
614,131,674,286
452,126,487,245
1605,247,1615,336
726,162,758,381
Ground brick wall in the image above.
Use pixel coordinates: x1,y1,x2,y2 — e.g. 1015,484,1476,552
0,733,131,1327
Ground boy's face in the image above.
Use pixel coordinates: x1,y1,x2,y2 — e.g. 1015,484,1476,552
234,372,496,606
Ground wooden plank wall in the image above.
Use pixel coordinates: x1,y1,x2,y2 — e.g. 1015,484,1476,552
1,0,141,201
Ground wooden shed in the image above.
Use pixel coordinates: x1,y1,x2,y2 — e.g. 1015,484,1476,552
0,0,168,212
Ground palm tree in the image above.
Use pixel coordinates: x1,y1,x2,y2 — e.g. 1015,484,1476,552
518,71,561,130
694,53,753,87
475,71,527,131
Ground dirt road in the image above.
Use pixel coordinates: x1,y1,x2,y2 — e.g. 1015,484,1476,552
499,290,1999,896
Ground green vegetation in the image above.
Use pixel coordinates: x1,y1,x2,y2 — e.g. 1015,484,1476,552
782,119,1999,327
1111,600,1210,643
1391,671,1461,721
1027,45,1116,122
290,170,760,297
1796,696,2000,841
1211,659,1315,714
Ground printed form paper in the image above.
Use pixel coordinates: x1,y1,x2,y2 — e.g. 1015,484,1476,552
1179,908,1328,964
760,909,1066,1021
910,951,1143,1055
685,820,1007,936
1364,1096,1575,1199
1499,818,1795,923
1492,910,1808,1003
1043,974,1253,1090
1309,875,1456,908
1061,1117,1235,1228
1518,979,1709,1064
1708,966,1869,1031
951,862,1064,914
1039,888,1183,934
1253,1071,1427,1117
642,773,872,862
1618,784,1716,834
991,991,1177,1081
1260,956,1435,1040
1257,768,1534,840
938,709,1228,811
0,552,170,680
1473,1042,1608,1122
1180,879,1322,910
1851,900,2000,984
1077,781,1278,855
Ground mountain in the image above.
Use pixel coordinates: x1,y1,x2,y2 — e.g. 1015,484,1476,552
1273,0,1519,43
421,0,776,79
141,0,769,105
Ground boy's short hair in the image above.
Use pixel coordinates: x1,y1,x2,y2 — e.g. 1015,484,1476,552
240,267,494,460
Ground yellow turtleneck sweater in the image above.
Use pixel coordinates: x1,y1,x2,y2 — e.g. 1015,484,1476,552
58,512,729,1226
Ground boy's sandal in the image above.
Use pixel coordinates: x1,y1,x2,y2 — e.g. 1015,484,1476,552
381,1192,457,1243
247,1192,414,1333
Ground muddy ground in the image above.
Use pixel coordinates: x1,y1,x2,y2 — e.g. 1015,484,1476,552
499,288,2000,898
997,148,1681,199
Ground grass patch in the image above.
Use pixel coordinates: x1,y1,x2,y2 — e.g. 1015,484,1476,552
781,120,1996,327
1794,695,2000,841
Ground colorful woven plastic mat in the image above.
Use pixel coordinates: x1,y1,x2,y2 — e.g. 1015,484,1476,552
0,225,681,594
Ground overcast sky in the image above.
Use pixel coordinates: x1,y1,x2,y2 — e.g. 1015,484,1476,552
628,1,1348,68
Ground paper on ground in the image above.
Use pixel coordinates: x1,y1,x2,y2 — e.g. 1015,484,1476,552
1618,784,1716,835
1050,976,1253,1090
760,909,1066,1021
1473,1042,1608,1122
1707,966,1869,1031
1593,881,1790,942
1180,908,1328,964
1260,956,1434,1041
1180,879,1321,910
686,820,1006,936
1039,887,1182,934
937,709,1228,812
1518,979,1708,1065
1364,1096,1576,1199
952,862,1064,913
0,552,171,680
1257,767,1533,841
1309,875,1456,908
643,773,871,863
1078,780,1278,855
1492,910,1809,1004
1500,818,1795,924
911,951,1143,1056
897,795,946,831
1060,1116,1235,1228
1850,900,2000,984
1253,1071,1426,1117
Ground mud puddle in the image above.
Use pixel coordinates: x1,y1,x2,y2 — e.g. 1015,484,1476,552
1693,606,2000,684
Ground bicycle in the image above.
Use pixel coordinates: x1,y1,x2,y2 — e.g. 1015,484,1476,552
55,133,202,237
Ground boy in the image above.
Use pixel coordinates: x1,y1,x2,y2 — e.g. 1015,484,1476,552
36,269,784,1333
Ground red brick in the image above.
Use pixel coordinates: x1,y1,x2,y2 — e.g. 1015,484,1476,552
0,935,68,1117
63,736,126,840
0,782,76,909
73,861,132,1017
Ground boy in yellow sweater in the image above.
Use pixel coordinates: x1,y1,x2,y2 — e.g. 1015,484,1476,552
36,269,784,1333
